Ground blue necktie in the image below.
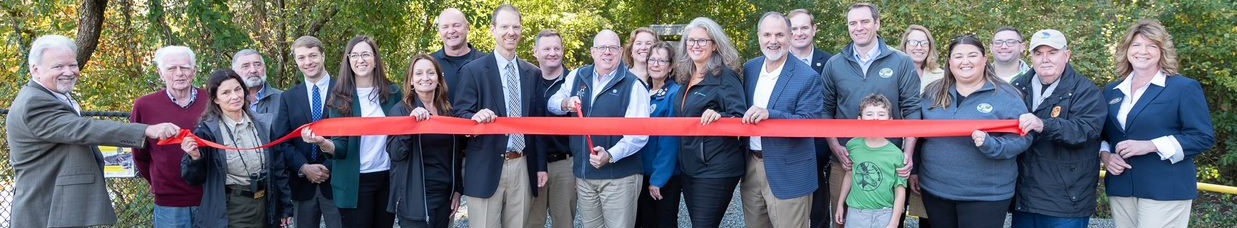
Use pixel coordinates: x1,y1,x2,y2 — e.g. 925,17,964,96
311,85,323,161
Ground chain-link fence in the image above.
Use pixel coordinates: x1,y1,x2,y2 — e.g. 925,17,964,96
0,111,155,227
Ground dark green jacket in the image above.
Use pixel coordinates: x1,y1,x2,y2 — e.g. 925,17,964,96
326,84,402,208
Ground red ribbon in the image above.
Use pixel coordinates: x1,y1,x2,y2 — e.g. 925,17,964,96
157,117,1023,151
573,105,598,155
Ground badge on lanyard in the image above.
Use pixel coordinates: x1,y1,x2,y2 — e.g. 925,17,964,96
1051,106,1062,118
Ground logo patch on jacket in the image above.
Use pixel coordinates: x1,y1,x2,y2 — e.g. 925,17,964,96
977,103,994,113
1109,97,1122,105
879,68,893,78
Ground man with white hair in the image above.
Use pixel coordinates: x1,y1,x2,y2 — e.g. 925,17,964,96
7,34,181,227
130,45,210,227
232,49,283,123
548,29,651,228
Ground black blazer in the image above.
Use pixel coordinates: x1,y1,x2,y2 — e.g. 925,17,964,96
452,53,546,198
273,80,335,201
807,47,833,74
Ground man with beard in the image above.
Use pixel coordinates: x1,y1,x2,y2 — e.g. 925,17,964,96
739,12,825,228
232,49,283,124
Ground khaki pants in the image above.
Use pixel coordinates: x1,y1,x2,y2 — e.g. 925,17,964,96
226,192,266,228
741,154,812,228
907,190,928,218
467,157,531,228
577,174,642,228
829,161,846,227
527,159,577,228
1110,196,1191,228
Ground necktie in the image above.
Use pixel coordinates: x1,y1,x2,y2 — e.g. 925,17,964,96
310,85,323,161
503,62,525,152
65,93,81,115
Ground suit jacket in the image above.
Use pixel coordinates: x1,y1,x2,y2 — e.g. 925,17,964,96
1101,74,1215,200
274,80,335,201
743,57,825,199
805,47,833,74
452,53,546,198
6,81,147,227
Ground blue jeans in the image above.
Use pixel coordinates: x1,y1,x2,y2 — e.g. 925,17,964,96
1011,211,1089,228
153,205,197,228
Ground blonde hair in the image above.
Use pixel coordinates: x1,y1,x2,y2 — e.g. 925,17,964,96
899,25,941,72
623,28,659,66
1115,19,1179,78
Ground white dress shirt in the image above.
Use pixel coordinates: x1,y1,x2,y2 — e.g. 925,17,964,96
305,74,331,108
749,60,784,151
548,67,651,162
1101,71,1184,163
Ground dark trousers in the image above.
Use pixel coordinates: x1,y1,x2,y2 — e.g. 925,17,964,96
922,191,1010,228
397,179,453,228
810,154,831,228
681,176,740,228
635,175,682,228
340,171,395,227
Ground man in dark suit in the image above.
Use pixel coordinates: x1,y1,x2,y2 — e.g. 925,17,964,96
452,4,546,228
6,34,181,228
787,10,836,227
274,36,343,228
739,12,826,228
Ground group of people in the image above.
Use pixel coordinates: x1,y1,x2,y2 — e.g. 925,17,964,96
7,2,1215,228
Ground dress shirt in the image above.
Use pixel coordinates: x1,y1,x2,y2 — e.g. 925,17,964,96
749,60,785,151
547,67,651,162
1101,71,1183,163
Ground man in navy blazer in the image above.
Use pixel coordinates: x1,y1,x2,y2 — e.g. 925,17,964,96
273,36,342,228
451,5,547,228
739,12,826,228
786,9,836,228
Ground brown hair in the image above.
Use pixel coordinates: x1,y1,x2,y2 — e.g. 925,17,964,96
900,25,941,72
925,35,1006,109
291,36,324,54
328,36,395,116
648,41,677,86
859,93,893,116
402,54,453,115
1115,19,1179,79
201,69,253,122
623,28,659,66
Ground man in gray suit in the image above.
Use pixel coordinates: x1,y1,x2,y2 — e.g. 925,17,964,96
232,49,282,123
6,34,181,227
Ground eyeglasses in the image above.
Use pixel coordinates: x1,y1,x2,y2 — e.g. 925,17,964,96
992,39,1023,47
348,52,374,59
686,38,714,47
648,58,671,66
592,45,622,53
906,40,930,47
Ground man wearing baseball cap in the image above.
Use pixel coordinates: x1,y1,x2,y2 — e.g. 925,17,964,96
1008,29,1108,228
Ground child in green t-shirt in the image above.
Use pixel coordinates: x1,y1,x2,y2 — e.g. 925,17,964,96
834,94,907,228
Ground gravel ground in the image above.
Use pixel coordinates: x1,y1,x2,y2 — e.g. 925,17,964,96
437,188,1116,228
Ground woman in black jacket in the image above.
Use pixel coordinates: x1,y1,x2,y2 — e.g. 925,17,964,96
673,17,748,228
385,55,466,228
181,69,292,228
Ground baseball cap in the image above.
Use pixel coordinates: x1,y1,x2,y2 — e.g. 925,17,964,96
1028,29,1068,50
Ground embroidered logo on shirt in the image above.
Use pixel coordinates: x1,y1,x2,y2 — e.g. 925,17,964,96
1109,97,1122,105
977,103,994,113
1051,106,1062,118
879,68,894,78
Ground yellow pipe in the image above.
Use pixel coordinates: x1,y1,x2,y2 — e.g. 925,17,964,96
1100,171,1237,195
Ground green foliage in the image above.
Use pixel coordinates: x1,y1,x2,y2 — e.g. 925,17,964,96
0,0,1235,226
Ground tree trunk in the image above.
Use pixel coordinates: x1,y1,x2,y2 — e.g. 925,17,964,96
75,0,108,68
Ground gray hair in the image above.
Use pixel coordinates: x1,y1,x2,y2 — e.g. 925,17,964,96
27,35,77,70
154,46,196,69
760,12,791,28
675,17,741,83
231,49,264,69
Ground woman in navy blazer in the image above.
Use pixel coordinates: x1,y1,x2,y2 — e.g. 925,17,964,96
1100,19,1215,228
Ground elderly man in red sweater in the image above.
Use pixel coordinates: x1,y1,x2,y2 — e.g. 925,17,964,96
130,45,210,227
